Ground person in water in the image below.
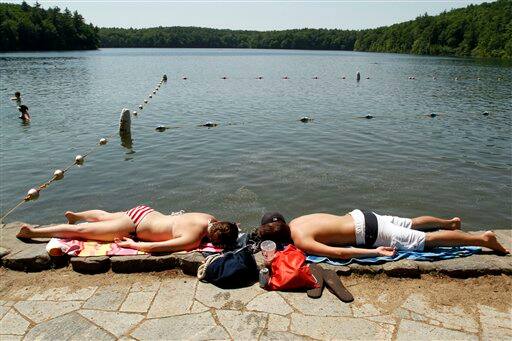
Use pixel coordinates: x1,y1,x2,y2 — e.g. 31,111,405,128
17,207,239,252
258,211,509,259
11,91,21,102
18,105,31,122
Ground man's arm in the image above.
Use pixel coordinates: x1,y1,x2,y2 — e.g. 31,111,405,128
296,238,395,259
115,236,199,253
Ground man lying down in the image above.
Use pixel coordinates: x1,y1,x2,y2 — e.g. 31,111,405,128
258,210,509,258
16,206,239,252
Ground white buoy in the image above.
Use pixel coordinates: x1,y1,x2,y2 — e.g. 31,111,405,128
75,155,84,165
153,91,156,94
53,169,64,180
99,138,107,145
133,111,138,116
139,105,143,109
119,108,132,135
26,188,39,200
144,100,148,104
149,95,152,98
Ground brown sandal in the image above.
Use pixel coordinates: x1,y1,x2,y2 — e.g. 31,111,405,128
307,263,324,299
322,268,354,303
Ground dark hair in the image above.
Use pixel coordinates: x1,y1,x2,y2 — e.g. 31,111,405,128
15,91,20,97
19,105,28,112
258,221,291,244
208,221,239,249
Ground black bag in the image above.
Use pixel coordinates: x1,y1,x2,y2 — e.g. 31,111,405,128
197,246,259,289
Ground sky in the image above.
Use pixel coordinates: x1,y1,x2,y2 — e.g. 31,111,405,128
15,0,490,30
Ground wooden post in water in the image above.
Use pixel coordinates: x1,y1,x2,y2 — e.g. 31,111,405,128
119,108,131,135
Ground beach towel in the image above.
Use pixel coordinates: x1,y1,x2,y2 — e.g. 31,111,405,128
306,246,481,266
46,238,223,257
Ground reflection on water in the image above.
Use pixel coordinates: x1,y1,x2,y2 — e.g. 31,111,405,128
0,48,511,230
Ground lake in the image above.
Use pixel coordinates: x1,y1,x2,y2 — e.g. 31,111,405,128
0,48,511,231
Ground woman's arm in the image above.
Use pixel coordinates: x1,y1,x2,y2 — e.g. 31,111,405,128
115,236,199,253
297,238,395,259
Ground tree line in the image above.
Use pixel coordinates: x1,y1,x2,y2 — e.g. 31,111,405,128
1,0,511,59
0,2,98,51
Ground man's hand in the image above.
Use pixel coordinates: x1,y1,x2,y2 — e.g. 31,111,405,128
115,237,139,250
376,246,396,257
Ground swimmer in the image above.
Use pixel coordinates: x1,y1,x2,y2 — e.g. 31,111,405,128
18,105,31,122
364,114,373,119
200,122,218,128
483,111,490,116
11,91,21,102
155,125,168,132
162,74,167,82
258,211,509,259
299,117,313,123
17,208,239,252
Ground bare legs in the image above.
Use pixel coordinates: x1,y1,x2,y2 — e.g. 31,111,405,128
412,216,461,231
17,211,134,241
425,230,509,254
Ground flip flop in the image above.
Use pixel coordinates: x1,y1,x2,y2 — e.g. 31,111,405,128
307,263,324,299
322,268,354,303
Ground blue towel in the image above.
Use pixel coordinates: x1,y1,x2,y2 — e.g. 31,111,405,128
306,246,481,266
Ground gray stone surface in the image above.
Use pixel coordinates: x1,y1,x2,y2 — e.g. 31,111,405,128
478,304,512,340
383,259,420,278
70,256,110,274
290,313,394,340
396,319,477,340
120,291,156,313
259,331,310,341
131,311,222,340
246,292,293,316
28,286,97,301
146,277,196,318
78,309,144,337
174,252,205,275
15,300,82,323
83,284,130,311
24,312,115,340
0,309,30,335
195,281,261,310
216,310,267,340
2,243,54,272
285,290,352,317
110,255,150,273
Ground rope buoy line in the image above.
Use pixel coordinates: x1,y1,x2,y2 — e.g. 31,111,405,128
0,76,167,224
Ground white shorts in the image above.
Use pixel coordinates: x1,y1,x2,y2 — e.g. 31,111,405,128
349,209,426,251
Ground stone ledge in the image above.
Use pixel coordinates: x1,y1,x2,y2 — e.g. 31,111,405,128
1,222,511,278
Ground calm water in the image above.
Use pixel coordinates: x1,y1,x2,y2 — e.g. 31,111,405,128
1,48,511,231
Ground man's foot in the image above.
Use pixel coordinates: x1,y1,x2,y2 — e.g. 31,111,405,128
482,231,509,254
16,225,34,239
65,211,80,224
444,217,461,230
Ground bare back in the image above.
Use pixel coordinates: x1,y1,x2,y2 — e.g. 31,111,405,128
136,212,215,242
289,213,357,247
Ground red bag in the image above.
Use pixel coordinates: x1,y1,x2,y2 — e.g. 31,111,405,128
267,245,318,291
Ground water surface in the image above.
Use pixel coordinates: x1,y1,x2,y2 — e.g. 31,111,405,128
1,48,511,230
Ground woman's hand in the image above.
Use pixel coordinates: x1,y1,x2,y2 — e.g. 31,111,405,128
376,246,396,257
115,237,139,250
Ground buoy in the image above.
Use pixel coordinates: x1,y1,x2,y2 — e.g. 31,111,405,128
366,76,370,79
299,117,312,123
139,105,143,109
497,77,502,81
365,114,373,119
153,91,156,94
99,138,107,145
75,155,84,165
155,125,167,132
163,74,168,81
477,77,481,81
429,113,437,118
256,76,263,79
182,76,188,80
433,77,437,80
341,76,346,79
26,188,39,201
144,100,148,104
202,122,218,128
356,71,361,81
312,76,318,79
483,111,490,116
149,95,153,98
282,76,289,80
221,76,227,79
133,111,138,116
455,77,458,81
53,169,64,180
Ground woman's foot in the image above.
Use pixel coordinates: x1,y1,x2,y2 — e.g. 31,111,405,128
65,211,80,224
444,217,461,230
482,231,509,254
16,225,34,239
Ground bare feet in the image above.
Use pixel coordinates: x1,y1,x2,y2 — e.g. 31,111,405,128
444,217,461,230
482,231,509,254
16,225,33,239
65,211,80,224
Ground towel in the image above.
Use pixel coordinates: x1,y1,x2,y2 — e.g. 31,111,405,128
46,238,223,257
306,246,481,266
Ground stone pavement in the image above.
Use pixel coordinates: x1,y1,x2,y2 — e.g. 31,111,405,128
1,274,511,340
1,222,511,278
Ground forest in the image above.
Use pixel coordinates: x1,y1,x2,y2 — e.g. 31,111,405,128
0,2,98,51
1,1,510,58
